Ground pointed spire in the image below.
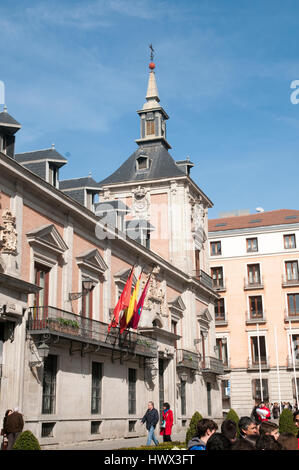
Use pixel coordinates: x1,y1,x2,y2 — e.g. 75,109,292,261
143,65,160,110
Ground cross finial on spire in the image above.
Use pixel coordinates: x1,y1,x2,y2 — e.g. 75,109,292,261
149,43,155,62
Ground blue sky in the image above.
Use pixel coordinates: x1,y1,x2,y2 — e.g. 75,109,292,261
1,0,299,218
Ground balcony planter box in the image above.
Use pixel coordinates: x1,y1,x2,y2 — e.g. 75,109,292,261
57,318,80,336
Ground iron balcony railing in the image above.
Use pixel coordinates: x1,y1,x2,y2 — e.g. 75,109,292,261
201,356,224,375
245,310,266,324
176,349,199,370
27,306,158,358
244,276,264,290
247,356,270,370
212,279,226,292
284,308,299,322
215,312,228,325
282,274,299,287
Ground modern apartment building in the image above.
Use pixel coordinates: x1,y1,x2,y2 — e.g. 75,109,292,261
208,209,299,416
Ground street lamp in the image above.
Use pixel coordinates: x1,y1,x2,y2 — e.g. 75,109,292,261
69,277,96,301
37,342,50,359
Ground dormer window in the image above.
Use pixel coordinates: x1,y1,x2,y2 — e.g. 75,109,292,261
136,155,150,172
49,163,58,187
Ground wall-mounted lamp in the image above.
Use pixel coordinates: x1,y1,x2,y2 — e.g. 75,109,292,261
69,277,96,301
29,339,50,368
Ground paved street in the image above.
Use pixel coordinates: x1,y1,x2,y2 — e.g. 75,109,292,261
45,431,187,451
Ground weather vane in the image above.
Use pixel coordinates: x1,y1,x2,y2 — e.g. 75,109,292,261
149,43,155,62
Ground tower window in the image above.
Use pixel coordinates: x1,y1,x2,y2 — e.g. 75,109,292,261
146,120,155,135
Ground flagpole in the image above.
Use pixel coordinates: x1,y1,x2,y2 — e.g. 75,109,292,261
289,319,299,408
274,325,282,413
257,323,263,402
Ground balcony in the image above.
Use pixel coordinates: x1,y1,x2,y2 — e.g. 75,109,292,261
176,349,199,370
27,306,158,358
201,356,224,375
193,270,213,290
245,310,266,325
247,357,270,370
215,313,228,326
282,275,299,288
212,279,227,293
244,276,264,291
284,308,299,323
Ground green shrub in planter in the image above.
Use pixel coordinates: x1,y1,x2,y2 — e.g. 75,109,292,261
225,409,240,436
185,411,203,447
12,430,41,450
279,408,297,436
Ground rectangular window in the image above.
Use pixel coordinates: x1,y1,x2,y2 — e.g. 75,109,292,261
251,336,267,364
210,241,221,256
247,238,258,252
285,261,299,282
91,362,102,414
128,368,137,415
42,355,57,414
247,264,261,285
249,296,263,318
82,279,93,319
41,422,55,438
290,334,299,361
146,120,155,135
171,321,178,349
216,338,228,365
207,382,212,416
284,234,296,249
287,294,299,315
181,380,186,416
252,379,269,401
215,298,225,320
211,267,224,288
34,264,50,308
91,421,101,434
49,164,58,187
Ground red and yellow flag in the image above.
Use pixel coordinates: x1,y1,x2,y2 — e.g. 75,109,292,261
120,272,141,333
108,266,135,333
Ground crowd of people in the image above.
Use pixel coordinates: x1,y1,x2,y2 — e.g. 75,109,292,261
140,400,299,450
187,409,299,451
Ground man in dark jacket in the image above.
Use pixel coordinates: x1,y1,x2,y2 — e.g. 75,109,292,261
141,401,159,446
6,407,24,450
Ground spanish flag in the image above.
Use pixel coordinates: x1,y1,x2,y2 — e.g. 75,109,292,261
108,266,135,333
120,272,141,333
129,274,151,330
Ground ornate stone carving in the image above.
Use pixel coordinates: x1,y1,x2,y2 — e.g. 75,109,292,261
143,266,169,318
1,209,17,254
133,185,149,216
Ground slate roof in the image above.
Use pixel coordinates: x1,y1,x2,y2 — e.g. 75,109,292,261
0,111,21,129
15,148,67,163
98,143,185,186
208,209,299,232
59,176,102,191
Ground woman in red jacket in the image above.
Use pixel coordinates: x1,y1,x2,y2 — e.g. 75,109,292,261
160,402,174,442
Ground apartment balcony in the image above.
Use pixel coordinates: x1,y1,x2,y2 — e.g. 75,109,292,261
282,275,299,288
212,279,227,293
0,364,2,378
247,357,270,370
284,308,299,323
201,356,224,375
27,306,158,359
193,270,213,290
215,313,228,326
176,349,200,370
223,358,231,372
244,276,264,291
287,355,299,369
245,310,266,325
